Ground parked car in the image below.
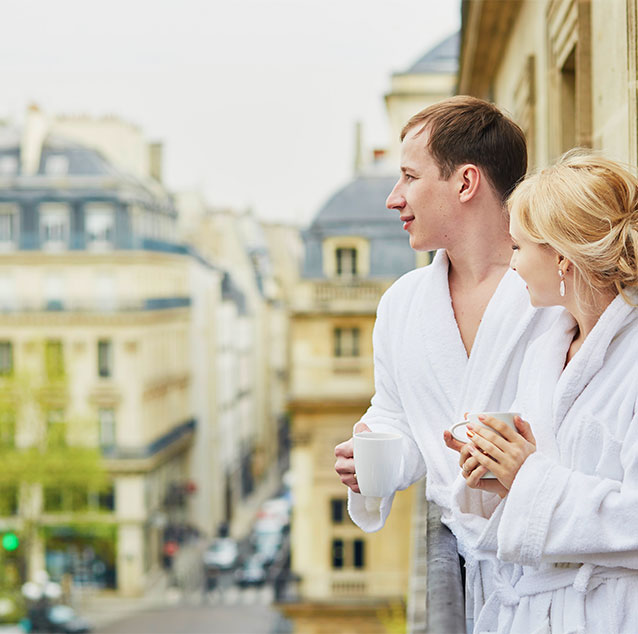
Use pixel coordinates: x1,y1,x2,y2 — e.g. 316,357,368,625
29,604,92,633
202,538,239,570
235,554,267,587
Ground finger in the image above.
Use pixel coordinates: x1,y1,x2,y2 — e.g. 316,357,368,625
335,439,354,459
444,430,465,453
467,444,499,472
461,455,480,473
354,422,371,434
459,443,473,468
514,416,536,444
465,464,488,488
478,415,520,444
469,432,506,462
334,456,355,477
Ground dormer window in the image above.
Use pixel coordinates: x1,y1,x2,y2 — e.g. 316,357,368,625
45,155,69,176
336,247,357,277
0,204,18,249
40,203,69,251
0,155,18,176
85,203,115,249
323,237,370,279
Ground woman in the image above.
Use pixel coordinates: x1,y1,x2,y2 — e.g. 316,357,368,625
451,150,638,633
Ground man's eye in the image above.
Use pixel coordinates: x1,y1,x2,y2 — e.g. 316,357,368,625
511,244,519,251
404,174,414,181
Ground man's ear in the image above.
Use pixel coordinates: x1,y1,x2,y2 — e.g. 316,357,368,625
458,164,481,203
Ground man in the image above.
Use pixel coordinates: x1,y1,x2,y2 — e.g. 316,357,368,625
333,96,558,623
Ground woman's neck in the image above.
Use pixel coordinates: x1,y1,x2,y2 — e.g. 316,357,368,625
564,288,617,365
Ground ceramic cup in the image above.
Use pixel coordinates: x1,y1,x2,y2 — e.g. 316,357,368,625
449,411,520,479
353,431,403,509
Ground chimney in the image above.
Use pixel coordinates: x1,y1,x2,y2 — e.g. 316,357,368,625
149,141,163,183
353,121,363,176
21,104,48,176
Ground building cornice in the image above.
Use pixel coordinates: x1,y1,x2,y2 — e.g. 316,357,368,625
459,0,523,97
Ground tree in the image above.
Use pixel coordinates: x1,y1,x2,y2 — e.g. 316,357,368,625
0,365,108,584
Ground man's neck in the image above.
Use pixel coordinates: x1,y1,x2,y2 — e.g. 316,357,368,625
446,237,512,289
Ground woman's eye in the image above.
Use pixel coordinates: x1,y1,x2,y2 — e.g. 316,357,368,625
511,244,519,251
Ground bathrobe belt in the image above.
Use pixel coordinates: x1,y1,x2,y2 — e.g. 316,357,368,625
490,563,638,608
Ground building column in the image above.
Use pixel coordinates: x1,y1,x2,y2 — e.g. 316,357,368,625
117,523,145,596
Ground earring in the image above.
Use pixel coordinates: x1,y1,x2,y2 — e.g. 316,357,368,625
558,269,566,297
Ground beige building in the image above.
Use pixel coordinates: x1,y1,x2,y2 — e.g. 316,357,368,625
284,33,459,633
458,0,638,170
0,108,292,598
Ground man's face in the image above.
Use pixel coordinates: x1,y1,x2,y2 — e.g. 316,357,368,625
386,126,458,252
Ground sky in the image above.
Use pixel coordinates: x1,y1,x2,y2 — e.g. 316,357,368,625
1,0,461,226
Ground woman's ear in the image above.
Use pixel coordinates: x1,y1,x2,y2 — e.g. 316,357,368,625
557,254,572,275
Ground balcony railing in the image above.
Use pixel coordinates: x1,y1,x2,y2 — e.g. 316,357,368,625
407,481,465,634
291,279,391,313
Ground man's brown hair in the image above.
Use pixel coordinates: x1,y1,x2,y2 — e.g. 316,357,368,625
401,95,527,203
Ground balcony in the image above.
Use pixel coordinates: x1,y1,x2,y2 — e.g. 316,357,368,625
291,279,391,314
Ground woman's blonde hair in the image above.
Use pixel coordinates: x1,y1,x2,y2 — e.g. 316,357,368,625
508,149,638,303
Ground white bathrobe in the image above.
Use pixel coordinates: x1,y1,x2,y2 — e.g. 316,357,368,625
347,249,559,619
453,293,638,634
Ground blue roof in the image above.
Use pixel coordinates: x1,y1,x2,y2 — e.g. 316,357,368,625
404,32,459,75
309,175,398,229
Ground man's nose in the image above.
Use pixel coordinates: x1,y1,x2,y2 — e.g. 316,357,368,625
386,182,405,210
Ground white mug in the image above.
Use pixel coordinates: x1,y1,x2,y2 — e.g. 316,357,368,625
449,411,520,479
353,431,403,506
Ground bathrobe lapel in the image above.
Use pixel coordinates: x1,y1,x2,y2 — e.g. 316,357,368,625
552,295,636,432
418,250,468,415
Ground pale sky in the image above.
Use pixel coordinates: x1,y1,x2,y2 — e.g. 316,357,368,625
1,0,460,226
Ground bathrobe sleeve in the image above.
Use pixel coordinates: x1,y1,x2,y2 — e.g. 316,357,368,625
497,410,638,568
348,286,426,532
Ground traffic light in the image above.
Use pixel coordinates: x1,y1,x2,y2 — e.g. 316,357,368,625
1,532,19,552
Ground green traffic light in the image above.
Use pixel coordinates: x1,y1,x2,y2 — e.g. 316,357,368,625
2,533,19,551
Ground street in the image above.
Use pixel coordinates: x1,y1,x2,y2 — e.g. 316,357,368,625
95,602,291,634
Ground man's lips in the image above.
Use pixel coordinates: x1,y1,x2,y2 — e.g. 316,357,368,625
400,215,415,230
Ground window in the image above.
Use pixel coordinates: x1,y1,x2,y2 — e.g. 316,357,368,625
331,538,345,569
97,340,113,378
0,486,18,515
44,155,69,176
335,247,357,277
331,538,366,570
331,498,346,524
39,203,69,249
44,273,65,311
46,409,66,448
334,328,360,357
43,487,64,512
45,340,64,379
98,408,116,450
0,341,13,375
0,276,16,311
0,411,15,448
0,155,18,176
353,539,365,569
85,204,115,248
0,204,18,247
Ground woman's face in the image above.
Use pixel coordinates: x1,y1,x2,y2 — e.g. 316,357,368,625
509,213,564,307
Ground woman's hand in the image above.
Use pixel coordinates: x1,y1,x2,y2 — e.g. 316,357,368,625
465,415,536,491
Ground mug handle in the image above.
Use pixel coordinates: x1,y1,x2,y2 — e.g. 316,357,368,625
449,420,469,442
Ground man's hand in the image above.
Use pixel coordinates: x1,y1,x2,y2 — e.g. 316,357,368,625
334,422,371,494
